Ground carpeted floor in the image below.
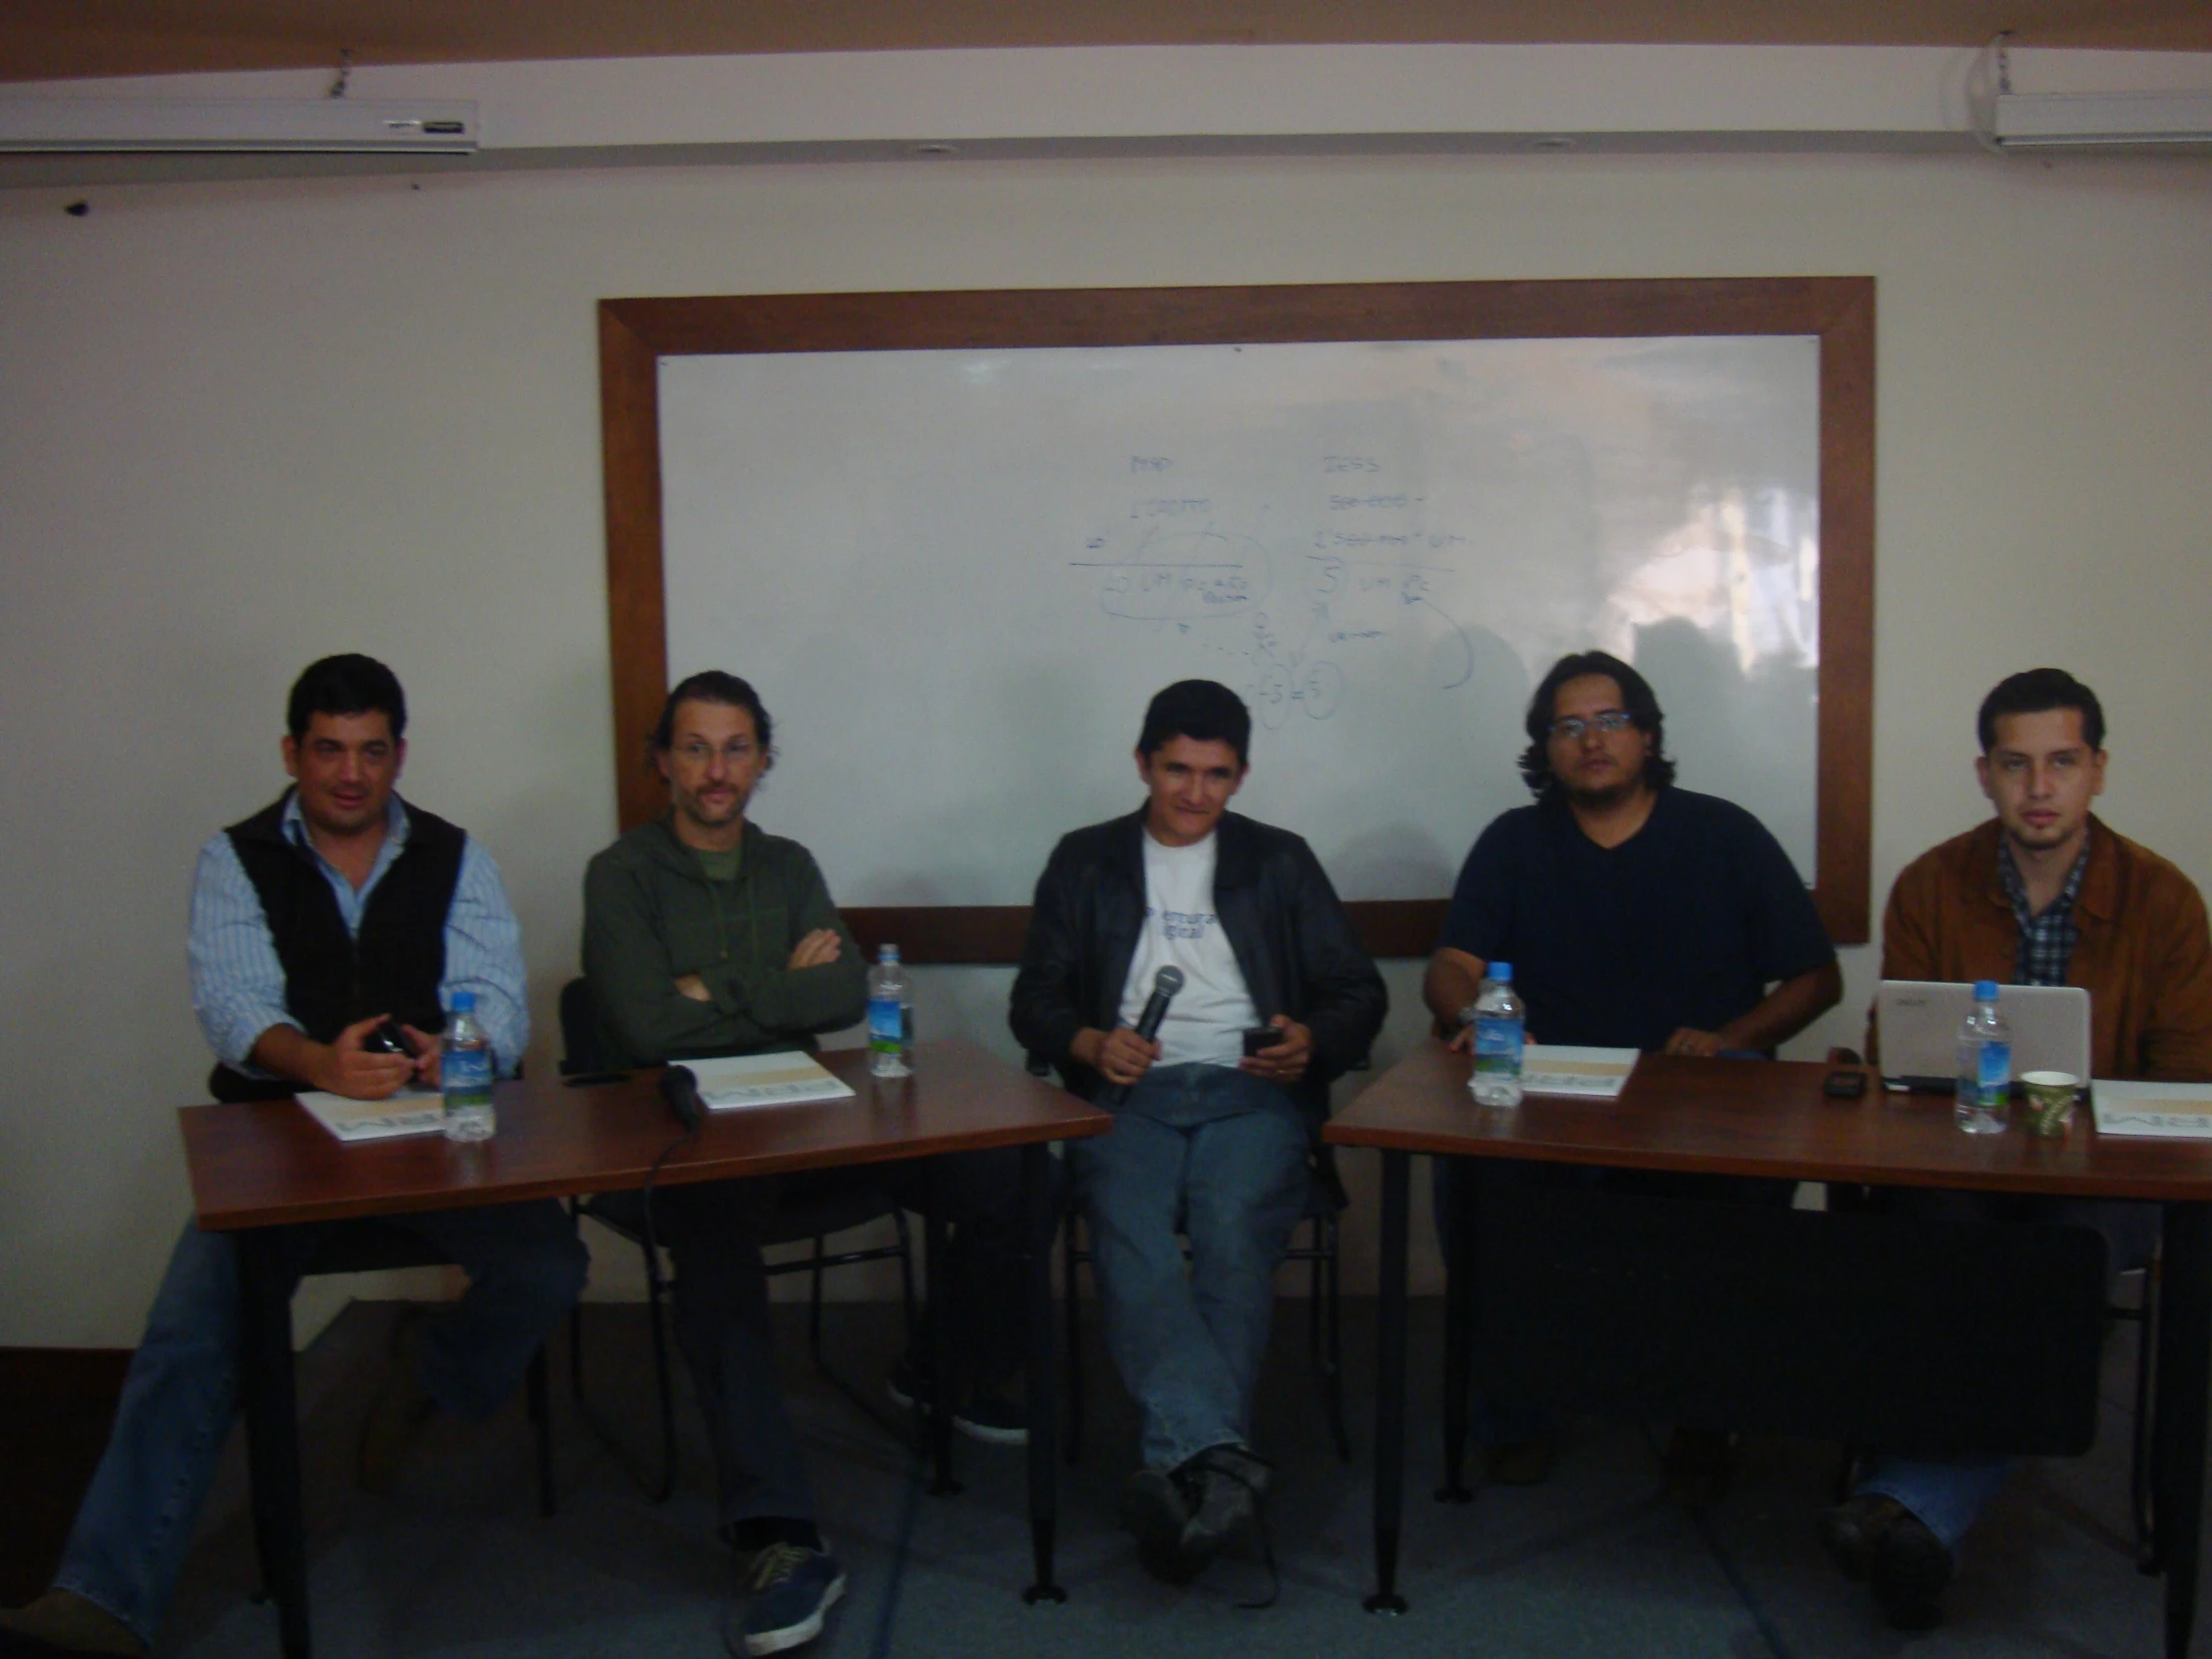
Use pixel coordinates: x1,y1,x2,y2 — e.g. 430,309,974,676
158,1291,2174,1658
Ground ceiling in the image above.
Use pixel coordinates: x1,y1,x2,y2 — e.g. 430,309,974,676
5,0,2209,84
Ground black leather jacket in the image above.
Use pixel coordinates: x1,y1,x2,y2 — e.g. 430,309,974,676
1009,807,1387,1125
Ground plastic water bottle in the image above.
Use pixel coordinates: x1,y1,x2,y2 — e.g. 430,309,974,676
899,977,916,1074
1954,979,2011,1135
868,944,910,1078
441,990,496,1141
1467,962,1525,1108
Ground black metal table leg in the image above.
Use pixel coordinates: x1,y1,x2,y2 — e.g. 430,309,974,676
922,1169,962,1496
2157,1201,2211,1659
236,1230,310,1659
1438,1155,1474,1503
1366,1150,1410,1613
1021,1143,1068,1604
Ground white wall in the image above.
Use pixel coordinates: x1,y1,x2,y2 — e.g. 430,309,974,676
3,133,2209,1345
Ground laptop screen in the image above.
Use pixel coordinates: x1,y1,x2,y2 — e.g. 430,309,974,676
1874,980,2090,1086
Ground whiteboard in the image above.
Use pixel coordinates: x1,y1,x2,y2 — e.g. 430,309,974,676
657,334,1822,908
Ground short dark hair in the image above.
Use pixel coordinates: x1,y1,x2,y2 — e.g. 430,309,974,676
651,671,775,761
1516,649,1677,799
286,654,405,743
1977,668,2105,754
1137,679,1251,768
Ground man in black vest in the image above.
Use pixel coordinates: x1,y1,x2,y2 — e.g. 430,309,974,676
0,657,586,1659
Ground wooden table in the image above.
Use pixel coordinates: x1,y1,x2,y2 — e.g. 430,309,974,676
1325,1043,2212,1657
179,1038,1111,1658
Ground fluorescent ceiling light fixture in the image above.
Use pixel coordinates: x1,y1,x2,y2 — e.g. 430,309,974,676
1990,88,2212,147
0,98,478,154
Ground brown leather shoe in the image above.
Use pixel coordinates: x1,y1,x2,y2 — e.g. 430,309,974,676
1871,1510,1953,1631
1819,1492,1909,1582
356,1311,440,1494
1661,1427,1734,1508
0,1589,146,1656
1485,1434,1559,1485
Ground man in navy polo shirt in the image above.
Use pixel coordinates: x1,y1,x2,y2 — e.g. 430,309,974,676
1421,649,1841,1496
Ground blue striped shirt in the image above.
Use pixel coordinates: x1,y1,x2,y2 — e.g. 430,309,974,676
188,793,528,1077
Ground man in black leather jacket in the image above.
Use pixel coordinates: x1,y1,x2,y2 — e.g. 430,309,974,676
1010,679,1384,1587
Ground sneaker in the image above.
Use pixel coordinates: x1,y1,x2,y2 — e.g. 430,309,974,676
1660,1426,1734,1509
1180,1444,1273,1574
1120,1467,1200,1586
948,1388,1028,1446
738,1543,846,1656
0,1589,146,1656
1870,1509,1953,1631
884,1357,1029,1447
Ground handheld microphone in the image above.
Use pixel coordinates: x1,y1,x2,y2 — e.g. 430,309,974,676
659,1064,706,1133
1102,965,1185,1106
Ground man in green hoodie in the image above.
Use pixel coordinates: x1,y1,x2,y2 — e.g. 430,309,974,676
582,671,1030,1657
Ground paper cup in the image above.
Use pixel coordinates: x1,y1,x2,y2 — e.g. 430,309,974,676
2021,1070,2080,1137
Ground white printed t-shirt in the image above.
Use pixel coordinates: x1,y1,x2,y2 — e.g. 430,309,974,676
1117,829,1261,1068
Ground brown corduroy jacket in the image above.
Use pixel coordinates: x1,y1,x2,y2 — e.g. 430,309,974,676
1871,816,2212,1083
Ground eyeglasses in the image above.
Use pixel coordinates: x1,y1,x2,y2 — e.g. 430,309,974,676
1548,710,1635,742
673,740,759,767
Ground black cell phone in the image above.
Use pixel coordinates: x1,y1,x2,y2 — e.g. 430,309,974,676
1243,1027,1280,1058
367,1019,416,1058
1822,1067,1869,1099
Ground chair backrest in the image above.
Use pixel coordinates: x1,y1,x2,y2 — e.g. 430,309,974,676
559,976,611,1076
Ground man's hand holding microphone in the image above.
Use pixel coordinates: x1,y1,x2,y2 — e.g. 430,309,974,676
1071,966,1184,1103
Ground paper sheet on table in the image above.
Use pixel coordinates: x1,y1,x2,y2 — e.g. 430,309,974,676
296,1090,445,1143
2091,1079,2212,1140
1517,1045,1639,1100
685,1051,857,1111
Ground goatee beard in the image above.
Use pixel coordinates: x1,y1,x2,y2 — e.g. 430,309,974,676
1565,774,1641,811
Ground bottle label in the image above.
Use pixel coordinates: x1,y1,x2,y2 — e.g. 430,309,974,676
443,1046,493,1107
1473,1016,1524,1076
1976,1039,2011,1108
868,994,902,1055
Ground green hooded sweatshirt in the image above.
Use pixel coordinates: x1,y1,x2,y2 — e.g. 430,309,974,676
581,814,867,1068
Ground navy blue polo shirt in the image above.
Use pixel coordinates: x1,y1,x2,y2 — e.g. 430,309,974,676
1438,787,1835,1054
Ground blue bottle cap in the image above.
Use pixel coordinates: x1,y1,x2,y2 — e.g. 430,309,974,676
450,990,475,1012
1972,980,1999,1000
1489,962,1513,981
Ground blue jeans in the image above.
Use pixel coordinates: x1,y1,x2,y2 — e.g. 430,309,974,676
55,1204,586,1646
1068,1063,1310,1471
1855,1190,2160,1549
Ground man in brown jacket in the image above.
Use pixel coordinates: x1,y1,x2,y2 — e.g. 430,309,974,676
1823,668,2212,1630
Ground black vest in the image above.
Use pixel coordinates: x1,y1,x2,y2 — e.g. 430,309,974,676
210,793,467,1102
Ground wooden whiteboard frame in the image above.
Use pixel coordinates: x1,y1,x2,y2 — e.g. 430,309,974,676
599,277,1875,960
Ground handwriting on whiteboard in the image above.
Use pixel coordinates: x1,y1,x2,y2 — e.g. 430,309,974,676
1068,452,1477,725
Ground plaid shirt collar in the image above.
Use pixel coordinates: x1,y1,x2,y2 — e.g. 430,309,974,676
1997,832,2090,987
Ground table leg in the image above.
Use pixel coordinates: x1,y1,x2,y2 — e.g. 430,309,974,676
1020,1143,1067,1604
236,1230,310,1659
923,1178,963,1497
1438,1155,1474,1503
2157,1201,2211,1659
1365,1150,1410,1614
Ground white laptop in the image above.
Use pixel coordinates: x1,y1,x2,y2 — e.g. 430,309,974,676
1874,979,2091,1091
